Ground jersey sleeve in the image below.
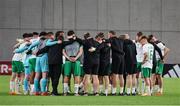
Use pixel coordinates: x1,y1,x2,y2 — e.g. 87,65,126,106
28,40,40,51
143,45,148,54
46,39,58,46
157,42,166,50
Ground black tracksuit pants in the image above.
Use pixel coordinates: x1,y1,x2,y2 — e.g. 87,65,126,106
49,64,62,94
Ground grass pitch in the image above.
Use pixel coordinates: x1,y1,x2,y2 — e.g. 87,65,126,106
0,76,180,105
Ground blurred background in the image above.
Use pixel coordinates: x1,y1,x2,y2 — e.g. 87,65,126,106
0,0,180,64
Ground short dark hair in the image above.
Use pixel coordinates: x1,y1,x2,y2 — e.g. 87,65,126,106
32,32,39,35
119,35,126,40
96,32,104,39
148,35,154,42
39,31,47,37
22,33,29,38
109,30,116,35
28,33,33,37
137,32,143,37
67,30,75,36
84,32,91,39
59,31,64,33
47,32,54,35
140,35,148,41
55,31,64,40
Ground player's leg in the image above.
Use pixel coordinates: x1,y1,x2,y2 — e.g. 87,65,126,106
151,62,157,94
98,64,104,94
104,64,111,96
136,62,142,94
34,57,41,95
156,60,164,95
92,75,99,96
40,55,49,95
119,60,125,95
52,64,61,95
119,74,124,95
111,59,120,95
73,61,81,96
125,63,132,96
10,72,16,94
142,68,151,96
104,75,109,96
78,64,85,94
98,76,103,94
29,58,36,94
15,61,25,94
15,73,22,94
10,61,19,94
132,73,137,95
83,74,90,96
126,74,132,95
92,64,100,96
63,61,71,95
23,66,31,95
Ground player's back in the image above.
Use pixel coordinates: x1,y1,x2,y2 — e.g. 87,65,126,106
142,43,154,69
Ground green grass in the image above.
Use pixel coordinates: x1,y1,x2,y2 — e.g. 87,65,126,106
0,76,180,105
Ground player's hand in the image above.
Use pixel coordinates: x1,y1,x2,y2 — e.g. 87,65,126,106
73,36,77,40
26,50,32,55
70,57,77,62
98,40,103,44
26,42,32,46
107,43,111,47
32,51,37,56
58,40,62,44
161,59,165,63
88,47,96,52
16,39,24,43
67,57,73,62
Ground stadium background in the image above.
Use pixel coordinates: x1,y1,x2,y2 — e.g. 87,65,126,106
0,0,180,63
0,0,180,77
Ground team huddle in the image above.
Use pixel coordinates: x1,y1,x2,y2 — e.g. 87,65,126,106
10,30,170,96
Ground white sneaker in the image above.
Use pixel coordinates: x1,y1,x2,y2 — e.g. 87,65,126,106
24,91,29,95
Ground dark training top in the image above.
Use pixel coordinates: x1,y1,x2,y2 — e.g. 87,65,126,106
76,38,103,65
106,37,125,60
100,42,111,64
123,39,137,65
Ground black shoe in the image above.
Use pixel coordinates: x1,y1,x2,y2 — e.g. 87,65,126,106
111,93,117,96
51,93,60,96
119,93,124,96
132,93,136,96
83,92,88,96
93,92,99,96
126,93,131,96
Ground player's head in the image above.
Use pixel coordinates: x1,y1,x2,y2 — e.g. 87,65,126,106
125,34,130,39
47,32,54,39
59,31,64,36
136,32,143,41
32,32,39,38
148,34,158,43
148,35,154,43
119,34,129,40
108,30,116,38
84,32,91,40
39,31,48,39
139,35,148,45
55,31,64,41
67,30,75,40
95,32,104,42
22,33,32,41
